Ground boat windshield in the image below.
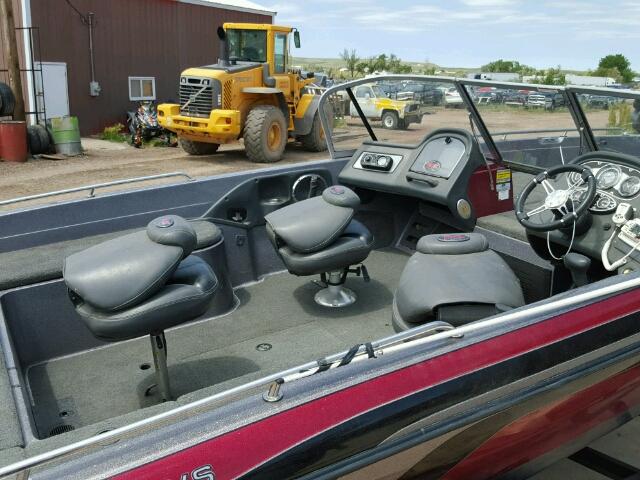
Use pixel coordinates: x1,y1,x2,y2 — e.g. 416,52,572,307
321,76,640,173
575,91,640,157
462,83,581,171
323,77,475,156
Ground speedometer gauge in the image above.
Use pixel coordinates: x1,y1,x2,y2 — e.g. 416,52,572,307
595,165,621,189
620,176,640,197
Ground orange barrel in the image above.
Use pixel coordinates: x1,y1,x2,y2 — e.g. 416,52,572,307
0,121,28,162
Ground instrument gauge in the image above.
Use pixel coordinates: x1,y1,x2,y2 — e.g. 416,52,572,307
569,188,587,204
567,171,582,186
595,165,621,190
620,176,640,198
591,192,617,213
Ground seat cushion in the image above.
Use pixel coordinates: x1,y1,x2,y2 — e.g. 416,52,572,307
0,219,222,292
394,237,525,327
277,219,373,276
266,197,354,254
74,256,218,340
64,216,202,312
265,186,361,255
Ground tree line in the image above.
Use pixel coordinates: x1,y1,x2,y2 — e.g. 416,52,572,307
481,54,635,85
316,50,636,85
339,49,413,78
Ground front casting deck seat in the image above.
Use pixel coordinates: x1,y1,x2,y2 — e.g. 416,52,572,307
265,185,373,307
63,215,219,401
393,233,525,331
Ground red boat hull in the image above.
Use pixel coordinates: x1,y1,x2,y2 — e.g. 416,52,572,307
113,289,640,480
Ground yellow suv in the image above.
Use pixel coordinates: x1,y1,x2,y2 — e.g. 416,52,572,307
349,83,422,129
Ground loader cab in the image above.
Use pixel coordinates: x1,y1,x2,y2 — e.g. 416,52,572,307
224,23,295,76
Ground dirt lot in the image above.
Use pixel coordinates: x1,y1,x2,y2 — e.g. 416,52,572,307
0,139,330,211
0,108,609,211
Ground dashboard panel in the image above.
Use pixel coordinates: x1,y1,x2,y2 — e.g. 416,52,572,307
338,128,495,229
568,159,640,214
409,136,467,179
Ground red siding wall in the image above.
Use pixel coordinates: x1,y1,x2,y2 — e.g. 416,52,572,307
29,0,272,134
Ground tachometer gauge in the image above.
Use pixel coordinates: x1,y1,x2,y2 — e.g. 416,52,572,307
620,176,640,198
567,171,582,186
595,165,621,189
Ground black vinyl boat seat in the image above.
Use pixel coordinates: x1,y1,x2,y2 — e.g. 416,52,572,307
63,215,219,401
265,185,374,307
0,218,221,292
392,232,525,331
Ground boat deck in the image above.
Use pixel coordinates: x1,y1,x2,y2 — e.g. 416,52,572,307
24,249,406,438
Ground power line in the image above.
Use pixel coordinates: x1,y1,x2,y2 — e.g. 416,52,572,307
63,0,88,24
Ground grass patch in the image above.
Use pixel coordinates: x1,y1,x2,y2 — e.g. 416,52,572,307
99,123,128,143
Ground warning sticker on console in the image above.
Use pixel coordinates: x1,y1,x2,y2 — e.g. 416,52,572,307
496,169,512,184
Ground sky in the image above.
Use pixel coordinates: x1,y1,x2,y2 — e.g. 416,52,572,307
266,0,640,71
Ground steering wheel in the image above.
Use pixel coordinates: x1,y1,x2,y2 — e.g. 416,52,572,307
516,164,596,232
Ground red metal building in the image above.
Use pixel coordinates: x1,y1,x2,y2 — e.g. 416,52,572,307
1,0,275,134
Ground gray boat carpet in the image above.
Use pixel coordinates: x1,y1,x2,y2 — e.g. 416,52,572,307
26,249,407,438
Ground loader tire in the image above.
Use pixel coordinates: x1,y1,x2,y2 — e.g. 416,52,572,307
300,112,328,152
244,105,286,163
179,138,219,155
0,82,16,117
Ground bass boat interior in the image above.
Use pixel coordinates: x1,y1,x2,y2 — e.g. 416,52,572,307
2,76,640,479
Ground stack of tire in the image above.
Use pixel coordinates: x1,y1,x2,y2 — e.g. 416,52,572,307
0,81,51,155
26,124,51,155
0,82,15,117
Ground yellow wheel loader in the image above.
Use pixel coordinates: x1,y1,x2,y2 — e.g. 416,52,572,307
158,23,329,163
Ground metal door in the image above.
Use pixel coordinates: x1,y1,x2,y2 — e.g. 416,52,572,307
35,62,69,119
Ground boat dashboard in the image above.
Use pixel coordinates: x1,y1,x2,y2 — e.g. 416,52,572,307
532,151,640,274
568,159,640,213
338,128,506,229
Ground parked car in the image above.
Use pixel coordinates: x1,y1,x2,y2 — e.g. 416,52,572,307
476,87,504,104
444,87,464,107
527,92,565,110
398,82,444,106
585,95,618,109
502,90,529,106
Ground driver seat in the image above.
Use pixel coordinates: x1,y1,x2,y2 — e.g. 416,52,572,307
392,233,525,331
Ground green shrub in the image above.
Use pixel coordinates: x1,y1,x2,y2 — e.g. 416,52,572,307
100,123,127,142
619,103,632,132
607,107,617,128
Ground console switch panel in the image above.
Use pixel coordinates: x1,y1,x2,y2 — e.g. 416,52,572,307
361,153,393,171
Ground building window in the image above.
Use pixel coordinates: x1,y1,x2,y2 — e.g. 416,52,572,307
129,77,156,101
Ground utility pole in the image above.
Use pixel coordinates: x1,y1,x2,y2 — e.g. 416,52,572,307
0,0,26,120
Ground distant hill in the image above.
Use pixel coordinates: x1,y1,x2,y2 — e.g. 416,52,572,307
291,56,456,74
290,57,588,77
